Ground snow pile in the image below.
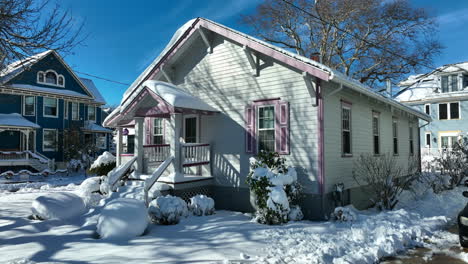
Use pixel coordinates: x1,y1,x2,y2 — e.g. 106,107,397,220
288,205,304,221
77,177,102,207
148,195,188,225
90,151,116,170
100,156,136,194
31,192,86,220
97,198,148,239
331,206,358,222
189,195,215,216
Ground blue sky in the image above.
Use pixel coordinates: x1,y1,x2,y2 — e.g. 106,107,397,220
59,0,468,106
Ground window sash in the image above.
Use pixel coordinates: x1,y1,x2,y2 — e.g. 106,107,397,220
441,76,449,93
23,96,35,116
341,106,352,155
87,106,96,121
372,113,380,155
424,104,430,115
257,105,275,153
425,133,431,148
439,103,448,120
451,74,458,92
43,98,58,117
71,102,79,120
439,102,460,120
392,120,398,155
450,103,460,119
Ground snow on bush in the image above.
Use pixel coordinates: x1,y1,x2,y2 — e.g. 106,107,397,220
331,206,358,222
89,152,116,176
288,205,304,221
77,177,103,207
97,198,148,239
189,195,215,216
31,192,86,220
68,159,83,172
247,151,302,225
148,195,188,225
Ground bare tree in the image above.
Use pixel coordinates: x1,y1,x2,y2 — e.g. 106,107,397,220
0,0,85,69
241,0,442,87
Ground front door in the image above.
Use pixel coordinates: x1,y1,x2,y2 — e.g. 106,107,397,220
184,116,198,143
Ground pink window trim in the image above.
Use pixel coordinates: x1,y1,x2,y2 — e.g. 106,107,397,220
253,97,281,103
341,99,352,107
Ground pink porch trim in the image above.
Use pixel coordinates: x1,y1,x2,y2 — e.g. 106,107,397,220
120,154,134,157
253,97,281,103
143,144,170,148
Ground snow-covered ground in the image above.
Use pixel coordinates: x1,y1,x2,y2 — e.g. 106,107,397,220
0,178,466,263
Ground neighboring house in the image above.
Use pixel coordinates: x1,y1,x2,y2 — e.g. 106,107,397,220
104,18,430,220
395,62,468,156
0,50,112,171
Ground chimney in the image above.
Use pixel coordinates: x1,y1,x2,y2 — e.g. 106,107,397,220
310,52,321,63
386,79,392,96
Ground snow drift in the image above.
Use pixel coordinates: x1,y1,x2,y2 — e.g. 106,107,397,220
31,192,86,220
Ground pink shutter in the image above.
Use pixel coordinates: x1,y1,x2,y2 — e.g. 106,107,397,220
145,117,152,145
275,100,290,155
245,104,256,154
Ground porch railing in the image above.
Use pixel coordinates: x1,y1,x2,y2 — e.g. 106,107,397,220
0,151,27,160
143,144,170,163
182,143,210,167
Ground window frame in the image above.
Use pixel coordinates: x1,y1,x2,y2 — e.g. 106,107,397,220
425,132,431,148
43,97,59,118
87,105,96,122
42,129,58,152
438,102,461,120
71,102,79,120
341,101,352,157
372,111,380,155
37,70,65,87
152,118,164,144
23,95,36,116
392,118,399,156
257,104,276,153
424,104,431,116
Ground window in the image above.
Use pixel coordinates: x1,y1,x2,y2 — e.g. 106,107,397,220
71,102,79,120
372,111,380,155
96,134,107,149
441,135,458,149
424,104,430,115
392,118,398,155
64,101,68,119
43,129,57,151
409,123,414,155
258,105,275,153
43,97,58,117
451,75,459,92
425,132,431,148
341,103,352,155
441,74,459,93
84,133,93,146
463,75,468,89
153,118,164,144
87,105,96,121
439,102,460,120
37,70,65,87
23,96,35,116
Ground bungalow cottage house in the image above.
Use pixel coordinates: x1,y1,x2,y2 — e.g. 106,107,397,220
0,50,112,172
395,62,468,156
104,18,431,219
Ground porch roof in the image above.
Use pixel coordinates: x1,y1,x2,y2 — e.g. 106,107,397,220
0,113,40,129
84,121,113,133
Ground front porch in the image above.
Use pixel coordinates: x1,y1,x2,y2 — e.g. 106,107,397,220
106,81,218,192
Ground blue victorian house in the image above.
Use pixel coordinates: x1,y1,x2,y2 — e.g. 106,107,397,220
395,61,468,156
0,50,111,172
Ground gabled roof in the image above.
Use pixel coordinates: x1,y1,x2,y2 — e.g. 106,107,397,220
106,18,430,124
0,50,105,104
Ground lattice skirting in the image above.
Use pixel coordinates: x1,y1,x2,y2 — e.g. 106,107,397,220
172,185,214,203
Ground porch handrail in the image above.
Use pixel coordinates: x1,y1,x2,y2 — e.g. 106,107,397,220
109,156,137,191
144,156,173,206
181,143,210,167
26,151,50,164
143,144,170,163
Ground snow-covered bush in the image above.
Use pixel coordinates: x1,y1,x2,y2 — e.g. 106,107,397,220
31,192,86,220
433,140,468,190
247,151,302,225
189,195,215,216
288,205,304,221
352,153,419,210
78,177,103,207
97,198,148,239
68,159,83,172
331,206,358,222
148,195,188,225
89,152,116,176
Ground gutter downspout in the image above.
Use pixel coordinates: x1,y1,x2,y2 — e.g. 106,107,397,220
418,120,430,173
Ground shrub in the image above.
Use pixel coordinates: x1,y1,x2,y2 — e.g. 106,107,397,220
433,140,468,189
352,153,418,210
247,151,302,225
331,206,358,222
189,195,215,216
89,152,116,176
148,195,188,225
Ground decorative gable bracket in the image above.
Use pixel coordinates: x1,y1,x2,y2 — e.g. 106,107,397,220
302,72,319,107
198,28,213,54
243,45,259,77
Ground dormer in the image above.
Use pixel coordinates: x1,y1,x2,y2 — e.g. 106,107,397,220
37,70,65,88
438,72,468,93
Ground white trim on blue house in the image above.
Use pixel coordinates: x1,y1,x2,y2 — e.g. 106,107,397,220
37,70,65,88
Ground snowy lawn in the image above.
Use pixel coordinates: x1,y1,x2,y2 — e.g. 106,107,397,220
0,183,467,263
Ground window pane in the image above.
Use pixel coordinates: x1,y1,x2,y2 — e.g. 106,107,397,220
393,138,398,154
441,136,449,148
258,106,275,129
88,106,96,121
463,75,468,88
24,96,35,115
451,75,458,92
450,103,459,119
185,117,197,143
58,76,64,86
425,104,430,115
38,73,44,83
426,134,431,147
441,76,449,93
72,103,79,120
43,130,57,150
374,135,379,155
97,134,107,149
44,98,57,116
342,131,351,154
259,130,275,153
372,116,379,135
45,72,57,84
439,104,448,120
153,135,163,145
342,108,350,130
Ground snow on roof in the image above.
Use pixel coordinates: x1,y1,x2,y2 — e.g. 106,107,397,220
7,84,93,99
79,77,106,104
0,50,52,84
106,18,429,123
144,80,219,112
395,61,468,102
0,113,40,129
84,121,113,133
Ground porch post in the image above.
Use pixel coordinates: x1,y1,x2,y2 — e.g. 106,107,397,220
116,127,123,166
134,117,144,173
168,113,183,180
25,130,29,160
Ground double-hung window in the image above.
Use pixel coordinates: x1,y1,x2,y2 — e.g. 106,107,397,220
43,97,58,117
96,134,107,149
372,111,380,155
71,102,79,120
87,106,96,122
341,102,352,155
424,104,430,115
153,118,164,144
43,129,57,151
409,123,414,155
257,105,275,153
441,74,460,93
425,132,431,148
439,102,460,120
23,96,35,116
392,118,398,155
